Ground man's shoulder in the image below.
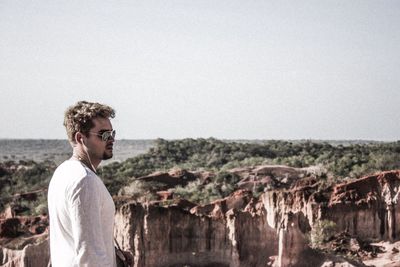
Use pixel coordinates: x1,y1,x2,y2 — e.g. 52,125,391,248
50,160,96,190
54,160,89,178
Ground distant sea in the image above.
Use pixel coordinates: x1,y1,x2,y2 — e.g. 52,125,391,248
0,138,389,165
0,139,155,165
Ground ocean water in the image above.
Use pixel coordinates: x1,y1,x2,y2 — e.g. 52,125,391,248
0,138,386,165
0,139,155,164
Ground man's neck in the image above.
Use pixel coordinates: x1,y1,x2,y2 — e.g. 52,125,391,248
71,147,100,172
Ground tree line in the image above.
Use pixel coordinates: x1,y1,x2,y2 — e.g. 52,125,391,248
1,138,399,214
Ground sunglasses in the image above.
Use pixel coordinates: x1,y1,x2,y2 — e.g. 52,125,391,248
89,130,116,141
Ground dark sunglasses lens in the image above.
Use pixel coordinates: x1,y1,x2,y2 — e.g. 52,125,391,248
102,130,115,141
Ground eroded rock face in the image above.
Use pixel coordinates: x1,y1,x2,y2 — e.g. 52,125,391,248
325,171,400,241
113,169,400,267
0,234,49,267
230,165,310,191
0,215,49,267
264,171,400,234
262,170,400,266
2,168,400,267
190,189,255,218
114,197,278,267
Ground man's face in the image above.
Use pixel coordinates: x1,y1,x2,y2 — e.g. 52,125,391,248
86,117,115,161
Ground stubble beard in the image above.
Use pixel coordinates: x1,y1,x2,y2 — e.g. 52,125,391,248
102,151,113,160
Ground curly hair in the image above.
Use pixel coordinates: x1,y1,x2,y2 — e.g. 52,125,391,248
64,101,115,143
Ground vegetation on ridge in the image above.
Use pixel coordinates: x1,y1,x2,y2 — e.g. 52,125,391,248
1,138,400,215
99,138,400,196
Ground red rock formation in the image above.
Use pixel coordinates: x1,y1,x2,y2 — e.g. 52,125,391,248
2,168,400,267
262,170,400,266
190,189,254,218
0,235,49,267
114,191,278,267
324,170,400,242
156,190,173,200
231,165,309,191
0,215,49,267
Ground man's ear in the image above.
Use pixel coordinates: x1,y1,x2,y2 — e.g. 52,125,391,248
75,132,85,145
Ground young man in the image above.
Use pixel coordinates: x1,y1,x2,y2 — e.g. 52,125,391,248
48,101,117,267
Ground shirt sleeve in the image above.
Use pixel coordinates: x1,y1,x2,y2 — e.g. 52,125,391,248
68,175,113,267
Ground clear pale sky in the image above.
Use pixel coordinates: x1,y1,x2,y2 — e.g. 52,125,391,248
1,1,399,140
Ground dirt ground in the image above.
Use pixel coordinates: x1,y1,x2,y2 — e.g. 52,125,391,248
362,241,400,267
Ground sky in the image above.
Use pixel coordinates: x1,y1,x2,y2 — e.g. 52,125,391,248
1,1,399,140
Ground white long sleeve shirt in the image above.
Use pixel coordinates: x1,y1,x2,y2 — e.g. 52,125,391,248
48,160,116,267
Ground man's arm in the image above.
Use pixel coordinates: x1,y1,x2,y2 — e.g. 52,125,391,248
69,175,113,267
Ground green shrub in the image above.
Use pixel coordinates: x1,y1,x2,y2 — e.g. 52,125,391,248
310,220,337,248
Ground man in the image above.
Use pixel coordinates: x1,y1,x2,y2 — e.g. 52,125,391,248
48,101,117,267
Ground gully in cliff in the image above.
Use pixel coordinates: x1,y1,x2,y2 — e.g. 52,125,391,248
47,101,119,267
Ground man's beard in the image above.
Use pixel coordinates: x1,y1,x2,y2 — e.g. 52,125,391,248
102,151,113,160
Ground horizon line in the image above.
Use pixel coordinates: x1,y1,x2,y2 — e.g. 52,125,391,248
0,137,398,142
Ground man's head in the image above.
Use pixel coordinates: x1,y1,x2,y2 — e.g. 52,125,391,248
64,101,116,162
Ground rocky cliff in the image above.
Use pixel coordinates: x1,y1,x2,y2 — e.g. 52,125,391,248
326,171,400,241
114,191,279,267
261,169,400,266
0,215,49,267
